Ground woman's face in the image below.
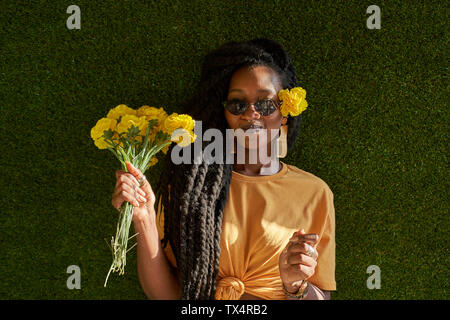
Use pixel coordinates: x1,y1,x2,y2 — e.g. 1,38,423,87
224,65,287,151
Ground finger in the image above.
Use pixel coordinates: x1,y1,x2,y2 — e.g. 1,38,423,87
112,172,145,211
115,170,141,191
126,161,144,181
289,263,313,280
121,189,144,207
113,183,147,206
122,183,147,203
116,171,141,190
112,190,139,209
289,233,319,246
294,229,318,242
287,253,317,266
287,242,308,254
140,179,155,201
115,170,124,188
111,194,123,211
288,242,319,260
115,169,125,180
125,161,154,202
136,186,146,197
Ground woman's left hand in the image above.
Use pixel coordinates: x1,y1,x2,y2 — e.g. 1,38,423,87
279,229,319,292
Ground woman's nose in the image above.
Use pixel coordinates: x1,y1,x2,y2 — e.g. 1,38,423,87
241,104,261,119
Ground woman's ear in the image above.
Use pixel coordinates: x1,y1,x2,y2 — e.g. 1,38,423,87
281,117,287,125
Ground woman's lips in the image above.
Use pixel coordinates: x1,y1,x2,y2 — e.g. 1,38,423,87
241,124,264,131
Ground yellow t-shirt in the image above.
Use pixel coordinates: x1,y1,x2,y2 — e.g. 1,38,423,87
155,160,336,300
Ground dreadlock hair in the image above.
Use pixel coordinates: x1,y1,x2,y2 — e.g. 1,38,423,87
154,38,304,299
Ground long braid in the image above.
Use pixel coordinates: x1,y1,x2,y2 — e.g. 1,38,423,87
186,162,208,298
201,163,224,298
174,161,199,288
156,38,303,299
192,166,213,298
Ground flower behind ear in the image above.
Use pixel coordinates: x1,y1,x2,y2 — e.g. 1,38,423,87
278,87,308,117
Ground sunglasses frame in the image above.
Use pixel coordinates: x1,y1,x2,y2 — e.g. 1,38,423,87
222,98,282,116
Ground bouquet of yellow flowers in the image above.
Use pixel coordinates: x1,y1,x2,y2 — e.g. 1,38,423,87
90,104,196,286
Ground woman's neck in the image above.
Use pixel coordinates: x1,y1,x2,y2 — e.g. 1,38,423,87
233,160,281,176
232,144,281,176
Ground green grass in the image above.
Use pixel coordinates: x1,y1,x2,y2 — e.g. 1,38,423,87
0,0,448,299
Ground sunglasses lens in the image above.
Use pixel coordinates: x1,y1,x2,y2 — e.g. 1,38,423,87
255,100,277,116
224,99,278,116
224,101,246,115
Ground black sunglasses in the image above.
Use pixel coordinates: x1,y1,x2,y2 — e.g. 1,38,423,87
223,98,281,116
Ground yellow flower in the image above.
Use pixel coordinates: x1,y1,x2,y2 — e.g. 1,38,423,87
137,106,168,123
137,106,168,136
146,156,158,169
92,139,106,149
277,89,290,102
90,117,117,141
188,131,197,144
170,128,197,147
106,104,137,120
162,113,195,135
290,87,306,99
278,87,308,117
116,114,148,136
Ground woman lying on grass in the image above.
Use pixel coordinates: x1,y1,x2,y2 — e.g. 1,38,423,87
111,38,336,300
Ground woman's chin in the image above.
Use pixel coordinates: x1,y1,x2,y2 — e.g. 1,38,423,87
235,142,271,155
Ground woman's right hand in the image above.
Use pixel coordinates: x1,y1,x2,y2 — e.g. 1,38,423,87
111,161,156,222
